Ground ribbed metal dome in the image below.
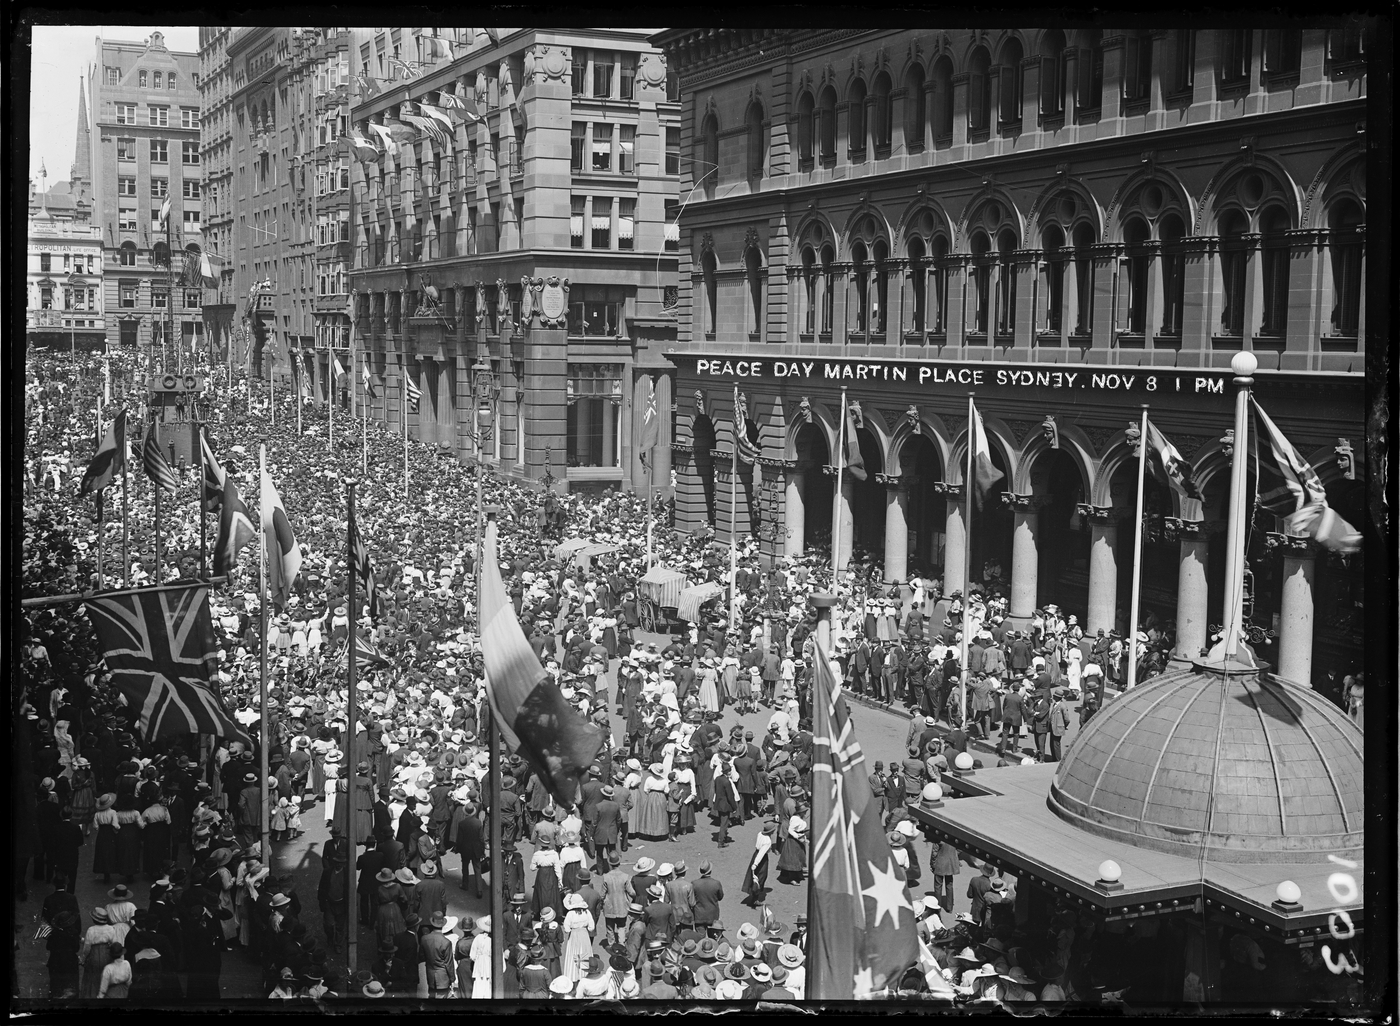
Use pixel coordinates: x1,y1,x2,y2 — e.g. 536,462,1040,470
1048,661,1364,863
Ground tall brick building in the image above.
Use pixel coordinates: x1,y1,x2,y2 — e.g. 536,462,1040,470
652,25,1370,694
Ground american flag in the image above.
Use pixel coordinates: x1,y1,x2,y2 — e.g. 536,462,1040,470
807,641,917,998
734,387,762,465
141,421,178,493
404,374,422,408
84,583,251,747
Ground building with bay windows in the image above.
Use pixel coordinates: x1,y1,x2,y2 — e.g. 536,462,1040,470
652,25,1370,699
347,27,679,491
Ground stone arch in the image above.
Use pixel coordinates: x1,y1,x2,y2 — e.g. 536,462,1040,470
1194,152,1303,235
1103,164,1196,242
886,413,954,477
855,405,896,468
892,195,956,250
792,211,839,253
1190,438,1234,503
955,184,1025,253
1092,432,1184,519
1302,142,1366,229
782,397,839,462
946,413,1019,487
956,32,995,74
839,202,893,259
1026,175,1107,248
1015,425,1096,500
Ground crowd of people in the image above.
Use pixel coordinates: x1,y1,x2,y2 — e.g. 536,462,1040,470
19,348,1359,1006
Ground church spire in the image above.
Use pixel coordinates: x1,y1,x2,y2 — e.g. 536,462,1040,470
71,78,91,203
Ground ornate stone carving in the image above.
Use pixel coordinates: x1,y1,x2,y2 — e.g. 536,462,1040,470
1124,420,1143,455
1082,424,1116,451
694,389,708,418
744,225,761,252
1042,415,1060,449
475,280,487,318
848,400,863,426
1265,531,1315,557
1161,517,1205,541
700,231,714,254
1335,438,1355,480
1002,492,1050,512
533,45,569,83
519,275,535,323
874,472,901,486
797,396,813,423
1219,428,1235,459
905,405,921,434
932,481,963,497
537,276,569,327
1075,503,1117,523
638,50,668,88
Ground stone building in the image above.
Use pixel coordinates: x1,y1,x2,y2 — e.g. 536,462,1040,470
197,26,239,367
348,27,680,493
651,26,1369,693
87,31,204,360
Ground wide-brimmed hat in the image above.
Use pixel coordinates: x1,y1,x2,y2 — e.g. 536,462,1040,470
646,883,665,900
419,861,439,877
395,868,419,885
107,884,133,901
777,943,804,969
633,856,656,873
375,868,395,884
563,893,587,911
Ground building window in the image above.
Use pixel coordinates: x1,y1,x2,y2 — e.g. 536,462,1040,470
1259,207,1290,338
1328,25,1366,68
153,289,168,309
570,195,586,249
592,123,612,171
931,58,954,141
664,199,679,252
848,78,867,158
151,177,168,198
140,70,148,87
998,39,1024,127
818,86,838,162
871,71,893,151
151,139,169,163
571,49,587,96
568,286,626,337
168,74,176,90
744,246,763,336
184,209,201,229
39,252,51,272
185,290,202,308
181,106,199,130
1159,214,1186,337
796,92,815,166
617,197,635,251
1217,210,1248,336
903,64,926,152
700,113,719,182
149,105,169,127
183,141,200,164
1264,29,1302,76
591,197,612,249
620,53,637,100
566,363,623,468
1123,218,1150,334
619,124,636,174
1175,30,1197,93
1123,33,1153,103
929,236,949,334
1220,29,1251,85
1077,31,1104,116
153,241,170,268
106,67,119,86
665,126,679,175
183,179,201,199
118,176,137,197
120,281,138,306
968,48,991,133
1328,198,1364,336
702,250,718,337
593,56,614,99
119,210,138,232
745,101,765,178
1041,226,1064,332
117,138,136,161
852,241,871,335
970,232,991,334
666,69,680,102
1040,30,1067,117
571,121,586,171
39,285,53,308
116,103,136,124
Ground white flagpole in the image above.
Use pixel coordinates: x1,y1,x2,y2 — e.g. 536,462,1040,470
258,442,271,871
832,388,846,586
403,377,410,501
960,393,975,728
729,383,740,632
645,452,654,574
1126,404,1149,690
1221,353,1256,662
329,356,335,452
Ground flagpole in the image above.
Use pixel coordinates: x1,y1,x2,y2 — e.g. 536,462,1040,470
258,442,271,872
344,477,359,977
296,361,303,436
805,590,836,1001
645,453,654,574
833,388,846,586
960,393,975,729
403,379,410,501
198,422,208,580
122,425,130,588
96,491,105,589
729,384,740,632
484,506,504,999
152,427,164,584
1221,352,1257,662
1126,405,1149,690
329,357,335,453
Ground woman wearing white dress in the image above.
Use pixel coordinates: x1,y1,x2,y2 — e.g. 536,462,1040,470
696,662,721,714
469,919,494,998
560,893,595,982
1065,646,1083,694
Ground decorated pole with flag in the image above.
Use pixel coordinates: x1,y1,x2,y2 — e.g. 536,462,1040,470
729,383,741,631
259,452,301,612
1126,405,1149,690
212,470,256,579
257,446,271,870
807,596,918,998
961,395,1004,724
635,374,660,571
344,477,359,977
142,419,179,582
403,369,421,500
331,352,346,452
832,389,846,583
1253,397,1361,554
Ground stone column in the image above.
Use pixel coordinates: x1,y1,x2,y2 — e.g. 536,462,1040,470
1270,533,1316,687
1165,518,1212,664
1081,504,1120,636
784,466,805,558
935,481,966,595
880,475,910,584
1004,493,1048,625
832,465,855,571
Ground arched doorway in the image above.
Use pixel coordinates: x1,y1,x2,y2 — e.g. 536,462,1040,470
1037,450,1089,612
850,426,885,558
693,414,718,526
904,434,944,576
795,422,831,551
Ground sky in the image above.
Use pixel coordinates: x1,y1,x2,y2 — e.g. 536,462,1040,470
27,24,201,185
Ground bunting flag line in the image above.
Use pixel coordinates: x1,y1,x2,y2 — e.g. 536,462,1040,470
387,55,419,81
78,410,127,496
84,583,252,748
437,88,483,124
141,421,179,493
480,519,605,804
1252,398,1361,553
808,641,918,998
1144,418,1202,501
367,123,397,159
969,401,1004,510
212,475,256,576
200,429,225,514
259,466,302,610
417,102,455,135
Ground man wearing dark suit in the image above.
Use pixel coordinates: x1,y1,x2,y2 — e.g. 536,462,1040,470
579,770,605,858
592,789,623,872
869,644,888,702
690,861,724,935
576,869,604,928
1008,632,1033,674
851,640,871,695
356,836,386,926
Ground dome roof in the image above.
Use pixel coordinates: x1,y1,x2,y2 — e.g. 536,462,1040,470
1048,662,1363,864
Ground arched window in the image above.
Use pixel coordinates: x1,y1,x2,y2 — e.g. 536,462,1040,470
1072,222,1096,337
700,113,719,183
871,72,893,154
1040,30,1067,117
851,240,870,335
119,241,138,267
153,241,171,268
701,249,718,337
1328,198,1364,337
930,234,950,335
745,246,763,336
903,64,926,152
970,231,992,334
1077,30,1104,117
1123,217,1151,334
995,228,1017,336
907,236,927,334
818,86,838,164
931,57,954,142
968,48,991,133
848,78,868,159
820,244,835,336
999,38,1024,126
873,239,890,334
796,91,815,167
1259,206,1291,339
745,102,766,179
801,247,817,335
1159,213,1186,338
1217,210,1248,337
1041,225,1065,332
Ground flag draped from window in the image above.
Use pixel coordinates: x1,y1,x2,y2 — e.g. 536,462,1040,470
84,583,251,747
969,400,1003,510
367,123,397,159
635,374,660,456
734,388,761,465
199,252,220,288
349,132,381,162
78,410,127,496
200,430,225,513
1144,418,1202,501
260,467,301,610
141,421,178,493
213,475,255,576
841,401,867,481
808,641,917,998
1252,399,1361,553
480,519,604,804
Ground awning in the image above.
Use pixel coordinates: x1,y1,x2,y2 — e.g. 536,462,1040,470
573,542,618,567
676,581,724,623
638,566,687,608
591,215,611,231
552,538,591,560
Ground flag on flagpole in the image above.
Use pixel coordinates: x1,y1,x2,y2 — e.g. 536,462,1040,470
349,520,384,620
841,402,867,481
1143,418,1202,501
480,519,604,804
387,55,418,81
200,429,225,513
339,632,390,670
437,88,483,124
259,466,302,610
78,410,127,496
734,390,761,465
635,375,660,456
404,374,422,408
348,132,381,162
367,123,397,158
363,362,377,400
969,401,1003,510
1252,399,1361,553
417,102,455,135
355,72,381,99
84,583,252,747
199,252,220,288
333,354,346,381
212,475,255,576
808,641,918,998
158,194,172,230
141,421,178,493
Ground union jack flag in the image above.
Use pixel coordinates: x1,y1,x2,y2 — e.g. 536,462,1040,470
84,584,251,747
339,631,390,671
349,520,384,620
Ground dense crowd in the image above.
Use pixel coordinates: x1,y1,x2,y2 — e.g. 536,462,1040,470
20,349,1358,1006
